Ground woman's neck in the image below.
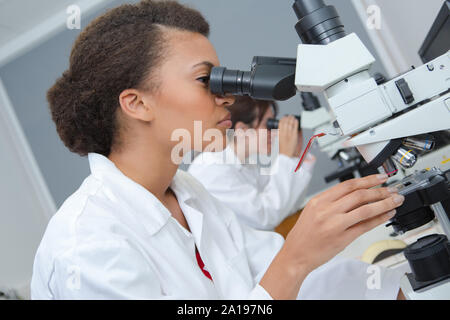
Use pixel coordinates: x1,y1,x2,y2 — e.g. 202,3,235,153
108,139,179,202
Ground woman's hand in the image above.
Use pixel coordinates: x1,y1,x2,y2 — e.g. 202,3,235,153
278,116,299,157
260,174,405,299
294,130,304,158
284,173,404,273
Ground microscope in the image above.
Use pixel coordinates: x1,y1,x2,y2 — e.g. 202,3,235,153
210,0,450,299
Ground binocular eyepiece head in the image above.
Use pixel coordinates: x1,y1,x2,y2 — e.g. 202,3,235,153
209,57,297,101
209,1,346,107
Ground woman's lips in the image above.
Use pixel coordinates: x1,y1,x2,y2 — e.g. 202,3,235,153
217,113,232,128
217,120,232,128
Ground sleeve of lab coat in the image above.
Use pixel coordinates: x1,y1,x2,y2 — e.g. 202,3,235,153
189,154,316,230
51,240,167,299
229,215,284,300
296,256,405,300
221,202,403,300
228,217,403,300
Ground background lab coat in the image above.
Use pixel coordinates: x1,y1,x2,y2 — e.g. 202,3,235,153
31,153,403,299
188,144,316,230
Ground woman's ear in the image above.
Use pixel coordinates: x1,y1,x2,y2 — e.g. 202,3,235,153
234,121,249,131
119,89,154,122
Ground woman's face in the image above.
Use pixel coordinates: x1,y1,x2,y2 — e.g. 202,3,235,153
141,30,235,156
237,106,274,156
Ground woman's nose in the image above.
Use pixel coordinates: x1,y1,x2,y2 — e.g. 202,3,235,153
215,94,235,107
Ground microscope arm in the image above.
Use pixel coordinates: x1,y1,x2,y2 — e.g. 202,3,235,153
344,94,450,148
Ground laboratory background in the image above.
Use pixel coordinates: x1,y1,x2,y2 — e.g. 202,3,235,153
0,0,449,300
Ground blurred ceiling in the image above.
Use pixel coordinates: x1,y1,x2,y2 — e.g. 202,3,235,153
0,0,108,67
0,0,76,46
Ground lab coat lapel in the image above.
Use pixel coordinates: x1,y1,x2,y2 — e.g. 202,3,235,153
197,203,255,299
171,170,255,298
88,153,171,236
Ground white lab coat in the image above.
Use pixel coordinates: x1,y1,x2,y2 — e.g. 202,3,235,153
31,153,403,299
188,144,316,230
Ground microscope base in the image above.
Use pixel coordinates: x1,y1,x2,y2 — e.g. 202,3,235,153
400,273,450,300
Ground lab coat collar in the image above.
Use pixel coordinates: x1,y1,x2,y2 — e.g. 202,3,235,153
169,171,204,247
88,153,180,236
224,143,243,168
170,171,254,295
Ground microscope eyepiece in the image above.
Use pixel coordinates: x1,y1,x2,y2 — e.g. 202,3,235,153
209,67,252,97
293,0,346,45
267,115,301,130
293,0,326,18
209,57,297,100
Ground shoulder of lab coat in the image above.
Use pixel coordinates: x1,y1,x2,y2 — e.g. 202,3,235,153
31,153,284,299
188,150,316,230
32,153,402,300
31,178,166,299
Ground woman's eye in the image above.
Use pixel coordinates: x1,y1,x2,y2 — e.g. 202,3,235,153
197,75,210,86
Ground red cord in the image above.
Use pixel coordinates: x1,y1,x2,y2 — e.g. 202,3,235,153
294,133,326,172
195,247,213,281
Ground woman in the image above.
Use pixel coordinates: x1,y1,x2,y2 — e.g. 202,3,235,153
188,96,316,230
31,0,405,299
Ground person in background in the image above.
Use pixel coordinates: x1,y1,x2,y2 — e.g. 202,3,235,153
188,96,316,230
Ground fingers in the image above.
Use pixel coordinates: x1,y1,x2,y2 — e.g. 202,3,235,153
279,116,298,135
343,193,405,228
314,174,389,204
278,116,299,158
343,210,397,244
290,116,298,130
333,187,394,213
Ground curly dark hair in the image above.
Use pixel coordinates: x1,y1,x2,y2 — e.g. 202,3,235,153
47,0,209,156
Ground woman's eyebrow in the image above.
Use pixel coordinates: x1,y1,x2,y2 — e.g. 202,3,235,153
192,61,215,69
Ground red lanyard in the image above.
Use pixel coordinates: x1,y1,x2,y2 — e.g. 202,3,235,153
195,246,213,282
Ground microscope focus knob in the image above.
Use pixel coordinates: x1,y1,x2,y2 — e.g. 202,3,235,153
403,234,450,290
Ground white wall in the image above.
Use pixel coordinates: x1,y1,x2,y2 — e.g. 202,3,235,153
352,0,444,76
0,78,54,298
377,0,443,65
